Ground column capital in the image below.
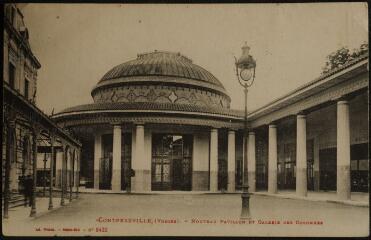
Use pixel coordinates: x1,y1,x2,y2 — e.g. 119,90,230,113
297,114,306,119
7,118,16,129
49,129,57,142
228,129,236,134
109,121,123,126
135,124,145,128
337,100,349,106
32,122,42,135
248,131,255,136
61,142,70,153
268,123,277,128
113,124,122,129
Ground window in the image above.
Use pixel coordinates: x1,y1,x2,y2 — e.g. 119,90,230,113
350,143,369,192
24,79,29,99
9,7,16,27
9,63,16,89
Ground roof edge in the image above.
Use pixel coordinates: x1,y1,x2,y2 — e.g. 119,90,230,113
247,54,369,118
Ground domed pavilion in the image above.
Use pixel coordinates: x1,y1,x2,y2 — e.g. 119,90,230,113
53,51,246,192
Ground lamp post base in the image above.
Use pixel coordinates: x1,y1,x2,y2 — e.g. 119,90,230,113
240,185,251,219
30,208,36,217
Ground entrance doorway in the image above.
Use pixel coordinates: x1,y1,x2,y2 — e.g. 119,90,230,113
151,134,192,191
100,134,112,190
319,148,336,191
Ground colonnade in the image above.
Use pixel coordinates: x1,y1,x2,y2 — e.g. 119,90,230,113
94,124,150,192
260,100,351,200
57,144,80,206
3,121,81,219
91,99,352,199
93,124,241,193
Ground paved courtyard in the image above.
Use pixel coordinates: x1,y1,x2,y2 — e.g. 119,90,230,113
3,193,369,237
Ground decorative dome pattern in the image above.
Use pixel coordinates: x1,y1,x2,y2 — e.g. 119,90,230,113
90,51,231,109
99,51,225,90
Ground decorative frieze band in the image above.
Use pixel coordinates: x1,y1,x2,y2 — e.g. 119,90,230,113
93,85,231,109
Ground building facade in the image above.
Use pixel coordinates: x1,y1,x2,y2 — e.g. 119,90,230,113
249,55,369,196
3,4,81,218
53,51,245,192
53,50,369,198
3,4,41,193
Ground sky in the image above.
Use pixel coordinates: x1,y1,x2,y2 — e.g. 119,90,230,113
20,3,368,114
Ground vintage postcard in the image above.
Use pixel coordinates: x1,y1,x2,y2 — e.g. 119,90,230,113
2,3,369,237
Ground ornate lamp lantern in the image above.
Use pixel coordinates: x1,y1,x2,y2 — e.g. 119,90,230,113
234,42,256,219
235,42,256,87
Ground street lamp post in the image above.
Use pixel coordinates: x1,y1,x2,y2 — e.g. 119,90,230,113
234,42,256,219
43,152,47,197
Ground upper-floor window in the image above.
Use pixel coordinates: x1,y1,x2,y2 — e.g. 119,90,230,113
6,6,16,26
11,7,16,25
24,79,29,99
9,63,16,89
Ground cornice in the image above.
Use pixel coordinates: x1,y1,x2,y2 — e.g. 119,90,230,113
55,114,244,130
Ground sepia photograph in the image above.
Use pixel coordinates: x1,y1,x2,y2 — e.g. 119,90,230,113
2,2,369,237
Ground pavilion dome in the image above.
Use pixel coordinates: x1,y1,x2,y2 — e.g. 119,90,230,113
91,51,231,109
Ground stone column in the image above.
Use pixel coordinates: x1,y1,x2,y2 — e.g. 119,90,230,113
74,153,79,191
94,134,102,189
247,131,256,192
111,125,122,191
69,152,73,202
268,124,278,194
76,149,81,198
337,100,351,200
132,125,150,192
55,151,62,188
48,136,55,210
30,127,39,217
60,146,66,206
227,130,236,192
209,128,218,192
296,114,307,196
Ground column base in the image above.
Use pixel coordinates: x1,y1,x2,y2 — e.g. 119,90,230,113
337,165,351,200
111,169,122,191
227,171,235,192
192,171,209,191
209,171,218,192
94,170,100,189
268,170,277,194
296,168,307,197
131,170,151,192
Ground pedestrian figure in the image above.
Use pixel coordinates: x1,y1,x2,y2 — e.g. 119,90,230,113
24,175,34,207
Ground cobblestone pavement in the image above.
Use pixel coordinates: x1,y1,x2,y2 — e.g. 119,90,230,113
3,193,369,237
